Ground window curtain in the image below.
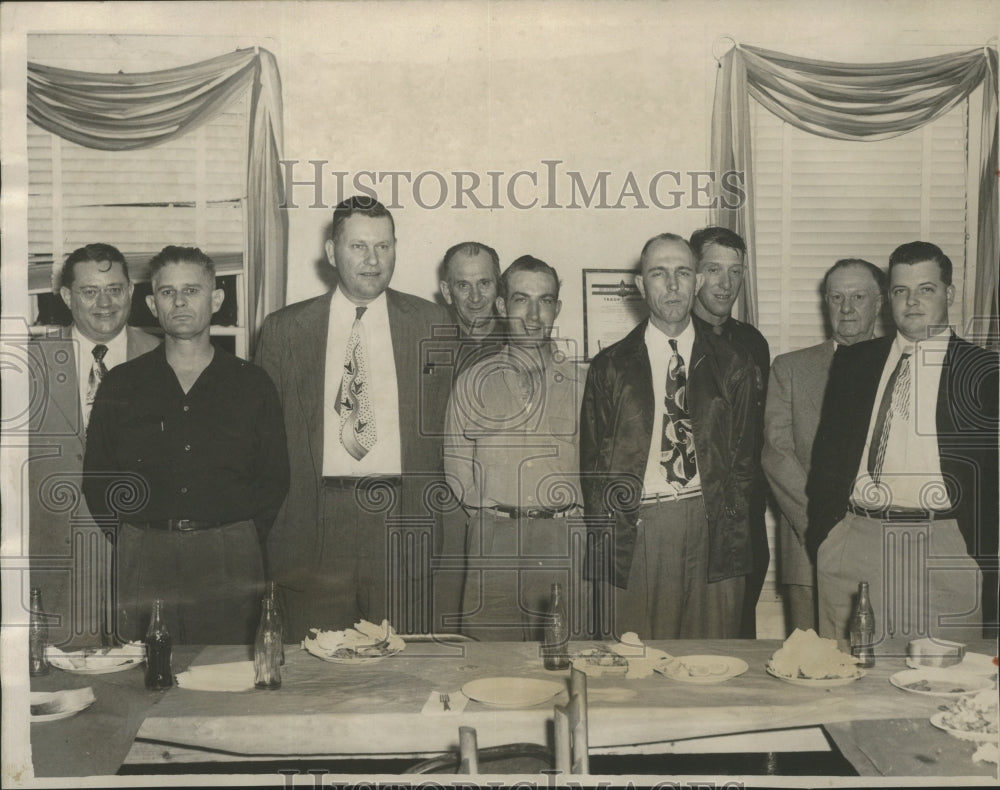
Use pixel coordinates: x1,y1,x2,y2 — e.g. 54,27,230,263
27,47,286,356
711,43,998,333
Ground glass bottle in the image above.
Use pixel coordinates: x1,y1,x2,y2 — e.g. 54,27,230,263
29,588,49,677
543,582,570,671
144,599,173,690
850,581,876,668
254,593,282,689
266,581,285,666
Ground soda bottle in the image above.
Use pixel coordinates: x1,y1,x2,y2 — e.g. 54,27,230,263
144,599,173,690
265,581,285,666
850,581,876,668
29,588,49,677
254,593,282,689
543,582,570,671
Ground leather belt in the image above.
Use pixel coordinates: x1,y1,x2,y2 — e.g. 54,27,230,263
323,475,402,489
481,504,578,520
847,502,940,522
641,487,702,505
131,519,226,532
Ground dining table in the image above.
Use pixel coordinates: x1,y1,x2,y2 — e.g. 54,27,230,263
27,636,998,780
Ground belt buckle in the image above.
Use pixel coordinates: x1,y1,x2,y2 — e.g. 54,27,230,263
174,519,196,532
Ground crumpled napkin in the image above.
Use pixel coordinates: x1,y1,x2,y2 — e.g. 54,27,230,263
573,632,672,680
420,689,470,715
302,619,406,659
175,660,256,692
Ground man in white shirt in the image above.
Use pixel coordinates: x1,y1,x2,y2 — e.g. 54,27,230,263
257,197,453,639
28,243,159,646
808,242,998,643
762,259,884,633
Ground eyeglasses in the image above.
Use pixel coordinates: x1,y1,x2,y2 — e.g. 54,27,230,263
73,285,129,301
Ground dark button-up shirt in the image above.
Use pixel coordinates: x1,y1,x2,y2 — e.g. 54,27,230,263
84,345,289,540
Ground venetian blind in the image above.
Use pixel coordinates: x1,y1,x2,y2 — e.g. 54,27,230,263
751,97,969,357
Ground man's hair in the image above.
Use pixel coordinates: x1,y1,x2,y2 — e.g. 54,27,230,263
638,232,692,264
61,243,129,289
331,195,395,242
821,258,886,296
888,241,953,286
439,241,501,284
689,226,746,263
148,246,217,281
500,255,561,300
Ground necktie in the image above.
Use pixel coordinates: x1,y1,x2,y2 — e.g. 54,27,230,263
867,352,911,485
336,306,377,460
85,344,109,420
660,338,697,486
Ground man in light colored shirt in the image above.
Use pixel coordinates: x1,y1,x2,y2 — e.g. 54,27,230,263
28,243,159,646
257,197,453,639
446,255,585,640
580,234,757,639
808,242,998,643
762,259,884,634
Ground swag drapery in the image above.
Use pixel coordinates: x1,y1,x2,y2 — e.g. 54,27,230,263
27,47,286,356
711,43,998,331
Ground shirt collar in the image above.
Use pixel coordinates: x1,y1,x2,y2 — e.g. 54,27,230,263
72,324,127,357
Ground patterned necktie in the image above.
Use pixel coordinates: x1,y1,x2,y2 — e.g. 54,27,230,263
86,344,109,416
867,352,911,485
660,338,697,486
335,306,377,460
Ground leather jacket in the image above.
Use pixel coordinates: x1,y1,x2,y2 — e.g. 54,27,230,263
580,319,757,586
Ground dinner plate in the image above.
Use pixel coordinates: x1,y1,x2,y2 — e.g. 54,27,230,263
929,711,999,743
657,655,749,684
30,688,96,722
462,677,564,709
302,635,405,664
889,668,993,698
45,644,145,674
766,665,865,687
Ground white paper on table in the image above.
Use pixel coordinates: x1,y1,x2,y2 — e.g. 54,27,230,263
421,689,470,715
175,661,256,692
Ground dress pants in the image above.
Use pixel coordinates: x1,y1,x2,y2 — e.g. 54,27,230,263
115,520,264,644
606,495,745,640
817,513,983,646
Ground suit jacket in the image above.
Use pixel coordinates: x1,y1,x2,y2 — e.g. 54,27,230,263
580,319,757,586
28,325,160,645
761,339,834,587
256,288,453,588
806,333,999,626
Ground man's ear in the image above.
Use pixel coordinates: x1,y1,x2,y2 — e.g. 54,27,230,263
324,239,337,267
440,281,453,305
211,288,225,314
496,297,507,317
695,272,706,292
554,300,562,319
634,275,646,300
145,294,158,317
60,287,72,310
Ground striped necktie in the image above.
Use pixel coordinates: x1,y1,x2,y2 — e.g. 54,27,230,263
85,343,109,423
867,352,911,486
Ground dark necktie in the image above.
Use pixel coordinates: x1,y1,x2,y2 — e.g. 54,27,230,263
86,344,109,417
659,338,696,486
335,306,376,460
867,352,911,485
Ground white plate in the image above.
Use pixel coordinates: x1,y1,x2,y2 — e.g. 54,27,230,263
889,668,993,698
45,645,145,674
766,665,865,687
930,711,1000,743
462,677,564,709
30,688,96,722
302,633,405,664
657,655,749,684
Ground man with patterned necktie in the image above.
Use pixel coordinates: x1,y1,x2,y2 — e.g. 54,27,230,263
257,196,453,639
28,244,160,646
581,233,757,639
808,241,998,643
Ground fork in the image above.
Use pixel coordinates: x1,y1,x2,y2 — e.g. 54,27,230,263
439,692,451,711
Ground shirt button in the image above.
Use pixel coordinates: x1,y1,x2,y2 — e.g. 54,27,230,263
180,487,189,494
184,445,192,452
183,405,190,412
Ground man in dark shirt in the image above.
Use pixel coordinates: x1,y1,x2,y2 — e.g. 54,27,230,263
84,246,289,644
690,226,770,638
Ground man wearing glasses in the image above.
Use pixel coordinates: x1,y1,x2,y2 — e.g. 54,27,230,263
28,244,160,646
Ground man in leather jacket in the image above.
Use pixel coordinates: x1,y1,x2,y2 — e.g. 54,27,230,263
580,233,758,639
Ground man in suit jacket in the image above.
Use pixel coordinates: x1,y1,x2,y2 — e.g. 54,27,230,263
29,243,160,646
257,196,453,640
808,242,998,643
689,226,770,639
762,259,884,634
581,233,757,639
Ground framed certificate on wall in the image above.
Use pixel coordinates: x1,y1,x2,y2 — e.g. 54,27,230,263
582,269,648,360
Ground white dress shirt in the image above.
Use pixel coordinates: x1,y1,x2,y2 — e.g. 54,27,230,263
642,318,702,498
851,330,951,510
322,289,402,476
73,325,128,427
